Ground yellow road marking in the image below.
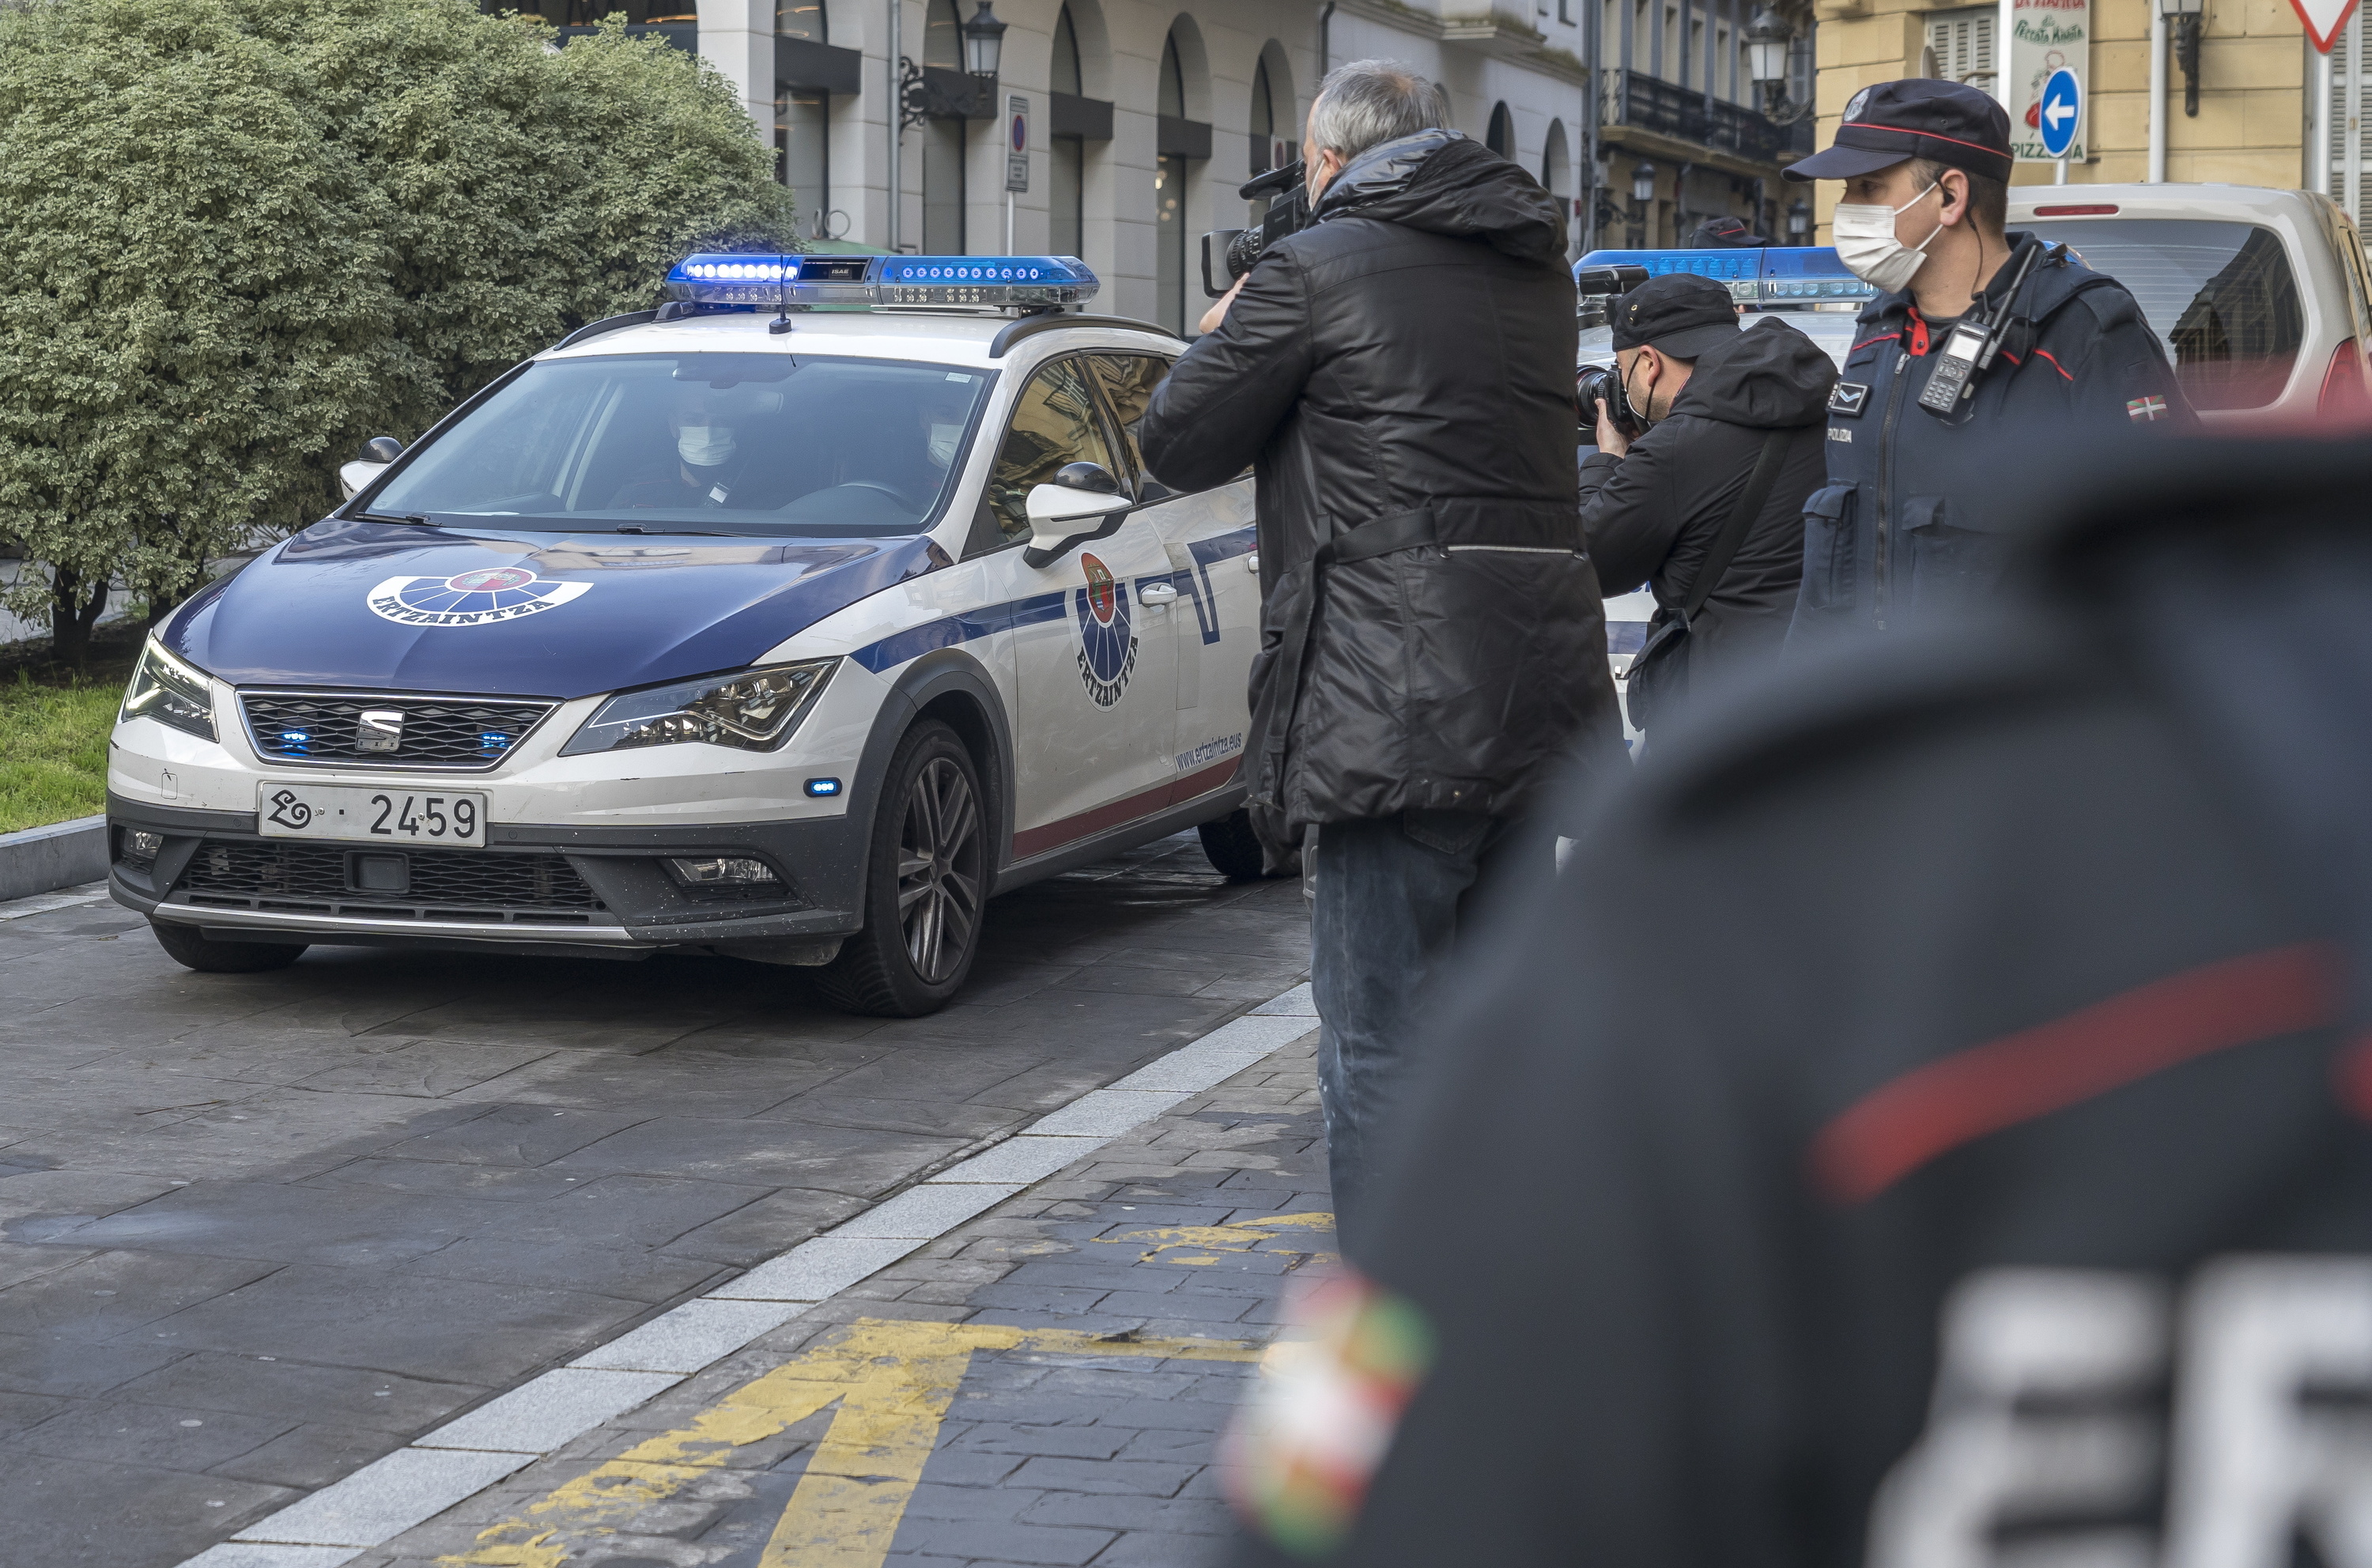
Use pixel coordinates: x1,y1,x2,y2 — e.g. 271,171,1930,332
1093,1211,1335,1266
437,1319,1263,1568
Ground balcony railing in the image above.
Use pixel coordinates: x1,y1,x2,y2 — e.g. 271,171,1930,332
1603,70,1792,164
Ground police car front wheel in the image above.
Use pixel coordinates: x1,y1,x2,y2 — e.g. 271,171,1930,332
814,720,987,1017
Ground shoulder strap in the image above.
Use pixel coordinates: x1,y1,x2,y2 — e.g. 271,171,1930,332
1680,430,1789,622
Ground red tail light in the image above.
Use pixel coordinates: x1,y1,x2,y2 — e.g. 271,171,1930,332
2031,203,2120,216
2320,338,2372,420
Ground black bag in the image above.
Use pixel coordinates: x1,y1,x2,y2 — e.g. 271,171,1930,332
1622,430,1789,733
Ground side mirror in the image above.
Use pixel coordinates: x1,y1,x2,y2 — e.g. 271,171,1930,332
1022,463,1129,565
338,436,405,501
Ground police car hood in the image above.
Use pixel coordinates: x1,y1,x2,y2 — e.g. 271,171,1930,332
161,520,944,698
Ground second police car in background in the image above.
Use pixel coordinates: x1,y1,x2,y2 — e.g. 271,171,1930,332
104,255,1263,1017
1578,183,2372,720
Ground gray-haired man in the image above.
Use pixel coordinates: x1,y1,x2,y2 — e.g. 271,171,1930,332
1139,61,1625,1234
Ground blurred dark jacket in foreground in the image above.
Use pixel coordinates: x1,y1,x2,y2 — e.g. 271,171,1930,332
1226,436,2372,1566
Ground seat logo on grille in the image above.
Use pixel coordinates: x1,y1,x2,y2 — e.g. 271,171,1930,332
355,709,404,753
366,567,592,628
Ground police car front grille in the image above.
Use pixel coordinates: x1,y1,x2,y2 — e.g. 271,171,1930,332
176,841,606,922
239,690,558,770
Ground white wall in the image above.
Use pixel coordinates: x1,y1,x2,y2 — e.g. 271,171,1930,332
699,0,1600,320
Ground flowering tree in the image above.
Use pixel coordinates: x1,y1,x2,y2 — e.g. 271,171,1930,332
0,0,796,664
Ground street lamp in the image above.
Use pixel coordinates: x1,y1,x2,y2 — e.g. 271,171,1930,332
1788,198,1811,242
1746,8,1793,96
1632,161,1658,204
2160,0,2202,116
1745,8,1814,123
961,0,1007,80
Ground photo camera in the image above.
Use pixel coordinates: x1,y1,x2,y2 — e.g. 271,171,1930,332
1200,162,1311,297
1574,263,1650,440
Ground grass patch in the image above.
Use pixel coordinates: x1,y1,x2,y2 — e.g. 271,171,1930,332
0,677,119,833
0,618,145,834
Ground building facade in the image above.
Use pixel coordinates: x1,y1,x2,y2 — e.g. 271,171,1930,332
508,0,1819,323
1813,0,2372,237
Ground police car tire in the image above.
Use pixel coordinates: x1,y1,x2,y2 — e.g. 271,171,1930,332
1197,809,1279,882
814,720,987,1018
148,919,308,974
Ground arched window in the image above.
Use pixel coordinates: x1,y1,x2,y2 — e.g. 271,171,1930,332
1052,4,1081,93
775,0,828,236
1486,101,1513,158
1156,29,1191,334
1542,119,1573,258
1249,56,1275,176
1050,6,1084,257
776,0,822,39
922,0,965,253
923,0,961,67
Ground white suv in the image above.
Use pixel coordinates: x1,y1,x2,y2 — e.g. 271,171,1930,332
105,255,1264,1016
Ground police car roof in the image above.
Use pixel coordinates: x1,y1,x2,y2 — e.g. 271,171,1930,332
544,308,1181,368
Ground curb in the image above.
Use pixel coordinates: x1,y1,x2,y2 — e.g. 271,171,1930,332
0,814,107,904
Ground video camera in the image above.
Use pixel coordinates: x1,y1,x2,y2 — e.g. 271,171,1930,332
1200,162,1310,297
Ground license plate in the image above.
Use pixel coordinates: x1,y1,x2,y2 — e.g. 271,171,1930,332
257,782,488,847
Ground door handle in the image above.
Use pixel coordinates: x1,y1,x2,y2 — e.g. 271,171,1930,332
1137,582,1179,606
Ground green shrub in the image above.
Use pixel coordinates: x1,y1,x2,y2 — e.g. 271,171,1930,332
0,0,796,665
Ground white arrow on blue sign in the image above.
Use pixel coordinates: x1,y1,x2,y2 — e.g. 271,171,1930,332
2038,66,2082,159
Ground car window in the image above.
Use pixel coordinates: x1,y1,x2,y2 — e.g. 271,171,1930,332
1085,353,1172,488
2023,218,2305,410
368,353,991,536
981,357,1122,546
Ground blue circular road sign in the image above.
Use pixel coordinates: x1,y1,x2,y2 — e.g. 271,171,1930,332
2038,67,2082,158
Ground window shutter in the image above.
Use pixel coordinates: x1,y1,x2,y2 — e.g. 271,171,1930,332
1924,8,1996,93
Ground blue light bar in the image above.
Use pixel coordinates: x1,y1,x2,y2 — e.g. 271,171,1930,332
1575,247,1876,307
664,253,1099,315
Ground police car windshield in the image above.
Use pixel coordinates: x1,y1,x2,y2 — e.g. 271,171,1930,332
370,353,991,535
2023,218,2305,410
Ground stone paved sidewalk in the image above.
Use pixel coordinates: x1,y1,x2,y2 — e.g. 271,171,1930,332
353,1029,1327,1568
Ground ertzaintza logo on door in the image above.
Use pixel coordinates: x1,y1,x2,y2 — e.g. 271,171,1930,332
1074,553,1137,708
366,565,592,627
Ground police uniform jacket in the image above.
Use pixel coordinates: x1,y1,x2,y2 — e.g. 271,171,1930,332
1139,130,1625,865
1796,230,2185,636
1228,436,2372,1568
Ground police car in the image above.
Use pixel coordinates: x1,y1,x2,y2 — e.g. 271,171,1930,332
105,255,1261,1016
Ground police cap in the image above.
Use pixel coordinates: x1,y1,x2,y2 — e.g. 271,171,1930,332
1784,77,2013,184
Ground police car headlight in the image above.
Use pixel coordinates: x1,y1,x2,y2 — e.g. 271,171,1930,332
119,638,217,742
560,659,838,756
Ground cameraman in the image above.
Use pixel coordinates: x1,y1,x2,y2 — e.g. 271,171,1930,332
1139,59,1624,1230
1582,274,1835,729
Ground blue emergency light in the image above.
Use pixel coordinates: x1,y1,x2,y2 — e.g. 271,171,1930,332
665,253,1099,315
1575,247,1875,308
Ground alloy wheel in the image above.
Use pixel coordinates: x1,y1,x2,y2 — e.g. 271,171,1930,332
896,755,982,984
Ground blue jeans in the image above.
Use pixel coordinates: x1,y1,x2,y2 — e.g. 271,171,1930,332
1310,810,1512,1240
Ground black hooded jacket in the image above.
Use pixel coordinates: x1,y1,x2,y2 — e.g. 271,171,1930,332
1139,130,1624,861
1582,319,1837,695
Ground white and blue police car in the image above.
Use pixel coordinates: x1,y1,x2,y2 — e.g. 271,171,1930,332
105,254,1261,1016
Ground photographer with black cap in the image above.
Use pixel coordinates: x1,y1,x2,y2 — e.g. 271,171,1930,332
1783,77,2188,640
1582,273,1835,732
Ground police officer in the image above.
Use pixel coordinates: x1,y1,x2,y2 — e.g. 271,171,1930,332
1783,78,2186,637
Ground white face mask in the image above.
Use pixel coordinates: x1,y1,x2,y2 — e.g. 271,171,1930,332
1830,180,1943,295
676,425,736,467
927,423,962,468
